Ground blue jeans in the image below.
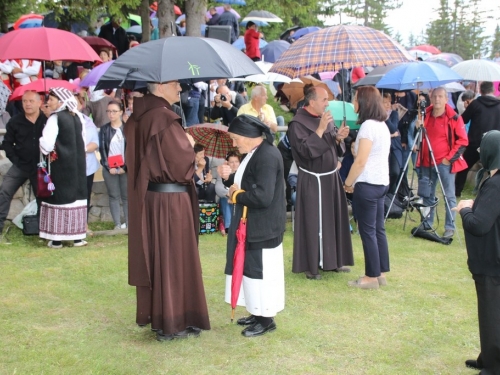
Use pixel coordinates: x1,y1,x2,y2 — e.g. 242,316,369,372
419,163,456,231
219,197,232,230
353,183,390,277
185,96,200,127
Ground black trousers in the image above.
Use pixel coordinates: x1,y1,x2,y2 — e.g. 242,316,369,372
473,274,500,374
455,146,480,197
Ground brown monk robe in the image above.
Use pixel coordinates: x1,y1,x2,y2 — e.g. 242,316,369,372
125,90,210,339
288,104,354,279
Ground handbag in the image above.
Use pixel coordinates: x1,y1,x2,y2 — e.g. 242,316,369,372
37,153,55,198
22,185,39,235
108,154,124,168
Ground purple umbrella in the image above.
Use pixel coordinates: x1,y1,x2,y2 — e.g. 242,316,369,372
206,6,240,19
80,61,113,87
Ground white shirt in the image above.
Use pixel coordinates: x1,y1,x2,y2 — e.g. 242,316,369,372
354,119,391,186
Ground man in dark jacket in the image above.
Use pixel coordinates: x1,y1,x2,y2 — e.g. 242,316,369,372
206,7,221,26
217,4,239,43
210,85,243,125
0,91,46,243
455,81,500,197
98,16,129,57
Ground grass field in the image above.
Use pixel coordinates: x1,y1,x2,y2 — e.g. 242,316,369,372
0,188,481,375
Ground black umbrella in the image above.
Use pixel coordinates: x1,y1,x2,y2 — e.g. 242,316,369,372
352,63,406,87
95,37,263,90
279,25,301,41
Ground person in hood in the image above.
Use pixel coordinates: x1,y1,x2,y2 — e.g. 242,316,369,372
455,81,500,197
124,80,210,341
455,130,500,374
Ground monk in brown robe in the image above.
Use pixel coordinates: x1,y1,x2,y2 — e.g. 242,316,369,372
125,81,210,341
288,85,354,280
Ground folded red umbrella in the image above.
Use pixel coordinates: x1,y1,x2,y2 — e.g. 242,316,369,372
0,28,101,62
82,36,117,54
230,204,247,322
10,79,77,101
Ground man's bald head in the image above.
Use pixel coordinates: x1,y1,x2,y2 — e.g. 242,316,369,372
22,91,42,116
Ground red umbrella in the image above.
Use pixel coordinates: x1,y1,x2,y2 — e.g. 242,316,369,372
150,2,182,15
82,36,117,54
230,205,247,322
186,123,237,159
0,28,101,62
13,14,44,30
10,79,78,101
409,45,441,55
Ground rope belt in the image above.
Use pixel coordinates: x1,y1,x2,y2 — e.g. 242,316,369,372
299,166,338,268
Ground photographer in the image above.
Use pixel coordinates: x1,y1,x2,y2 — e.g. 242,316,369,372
210,85,240,125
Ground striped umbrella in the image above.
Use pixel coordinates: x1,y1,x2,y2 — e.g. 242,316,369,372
186,123,237,159
270,24,413,78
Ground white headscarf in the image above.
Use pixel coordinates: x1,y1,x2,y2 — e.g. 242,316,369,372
49,87,86,149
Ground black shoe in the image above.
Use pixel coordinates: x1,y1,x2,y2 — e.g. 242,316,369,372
305,271,321,280
333,266,351,273
465,359,482,370
241,321,276,337
156,331,174,341
156,327,201,341
237,315,257,326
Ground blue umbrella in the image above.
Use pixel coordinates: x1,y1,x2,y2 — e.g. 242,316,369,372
292,26,321,40
232,37,267,51
18,19,43,28
219,0,246,4
260,40,290,63
376,61,463,91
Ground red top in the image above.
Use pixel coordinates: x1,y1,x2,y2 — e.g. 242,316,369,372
351,67,365,83
418,104,468,167
244,28,261,60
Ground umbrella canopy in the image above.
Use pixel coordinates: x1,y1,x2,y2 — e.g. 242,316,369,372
185,123,237,159
240,19,269,27
80,61,114,87
407,49,432,61
82,36,117,54
206,6,240,19
279,25,301,41
292,26,321,40
242,10,283,23
0,82,10,114
409,45,441,54
260,40,290,63
10,79,78,101
96,37,263,90
326,101,359,129
231,61,292,83
442,81,466,93
0,28,101,62
231,205,247,322
425,53,463,67
270,24,413,78
13,14,43,30
126,25,142,35
376,61,463,91
353,63,406,87
451,59,500,82
220,0,246,5
232,36,267,50
282,76,335,108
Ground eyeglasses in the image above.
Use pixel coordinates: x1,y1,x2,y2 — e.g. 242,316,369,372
106,110,121,113
166,81,181,87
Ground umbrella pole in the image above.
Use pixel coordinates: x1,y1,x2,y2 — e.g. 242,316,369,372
231,308,235,323
341,62,346,124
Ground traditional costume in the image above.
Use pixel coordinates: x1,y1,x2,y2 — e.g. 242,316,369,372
39,87,87,242
224,114,286,337
288,108,354,277
125,94,210,339
10,59,42,88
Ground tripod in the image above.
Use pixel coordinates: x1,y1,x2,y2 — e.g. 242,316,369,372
385,108,462,245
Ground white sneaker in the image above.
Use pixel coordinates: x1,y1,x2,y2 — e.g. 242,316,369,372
73,240,88,247
120,223,127,229
47,241,63,249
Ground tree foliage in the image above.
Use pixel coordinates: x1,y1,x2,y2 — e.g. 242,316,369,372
0,0,40,32
491,24,500,58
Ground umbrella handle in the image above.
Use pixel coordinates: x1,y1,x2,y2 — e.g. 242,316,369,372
230,189,245,204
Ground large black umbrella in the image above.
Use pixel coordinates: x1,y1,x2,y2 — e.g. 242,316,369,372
352,63,406,87
95,37,263,89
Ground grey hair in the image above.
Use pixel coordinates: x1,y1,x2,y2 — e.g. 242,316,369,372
462,90,475,101
432,87,447,97
303,85,318,106
147,82,159,94
251,85,266,99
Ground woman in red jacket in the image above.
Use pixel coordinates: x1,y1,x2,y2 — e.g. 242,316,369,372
244,21,263,62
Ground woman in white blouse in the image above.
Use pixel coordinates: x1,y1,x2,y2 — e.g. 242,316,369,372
344,86,391,289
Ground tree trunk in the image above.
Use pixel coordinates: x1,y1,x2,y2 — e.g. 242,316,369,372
140,0,151,43
185,0,206,37
158,0,176,38
0,1,8,34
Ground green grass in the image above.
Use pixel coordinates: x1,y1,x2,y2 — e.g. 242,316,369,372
0,188,480,375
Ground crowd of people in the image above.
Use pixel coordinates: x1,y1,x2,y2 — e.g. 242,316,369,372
1,16,500,374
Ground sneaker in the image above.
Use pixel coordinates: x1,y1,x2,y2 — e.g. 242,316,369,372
120,223,127,229
113,225,121,230
443,229,454,238
47,241,63,249
73,240,88,247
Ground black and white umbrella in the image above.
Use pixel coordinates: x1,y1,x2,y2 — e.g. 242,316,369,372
242,10,283,23
95,37,263,89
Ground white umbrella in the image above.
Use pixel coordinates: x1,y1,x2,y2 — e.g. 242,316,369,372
242,10,283,23
230,61,291,83
441,82,466,93
452,59,500,82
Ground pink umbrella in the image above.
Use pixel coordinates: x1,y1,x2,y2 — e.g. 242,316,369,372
206,6,240,19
